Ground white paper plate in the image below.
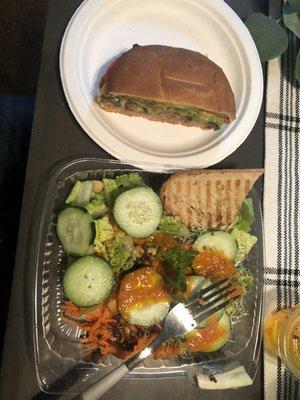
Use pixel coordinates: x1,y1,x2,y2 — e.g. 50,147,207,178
60,0,263,169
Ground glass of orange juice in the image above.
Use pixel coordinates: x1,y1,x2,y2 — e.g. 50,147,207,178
264,305,300,379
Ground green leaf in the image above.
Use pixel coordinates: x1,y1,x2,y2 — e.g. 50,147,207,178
107,235,136,275
103,172,145,206
165,268,187,292
283,3,300,38
85,191,108,218
158,248,198,291
65,181,82,204
158,215,190,239
231,228,257,262
245,13,289,61
94,216,114,243
158,247,198,270
93,216,115,260
290,0,300,12
296,49,300,82
234,198,254,233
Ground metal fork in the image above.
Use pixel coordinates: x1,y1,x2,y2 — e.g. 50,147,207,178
74,279,239,400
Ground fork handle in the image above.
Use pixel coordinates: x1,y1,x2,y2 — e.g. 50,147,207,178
72,363,129,400
73,332,167,400
125,331,167,370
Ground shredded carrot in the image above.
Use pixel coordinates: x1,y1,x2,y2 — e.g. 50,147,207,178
132,237,149,246
63,301,119,355
65,301,81,317
63,300,160,359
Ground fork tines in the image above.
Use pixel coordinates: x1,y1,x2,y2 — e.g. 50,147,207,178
186,278,229,307
193,294,241,325
185,278,241,325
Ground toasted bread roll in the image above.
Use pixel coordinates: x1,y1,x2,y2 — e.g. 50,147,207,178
98,45,235,130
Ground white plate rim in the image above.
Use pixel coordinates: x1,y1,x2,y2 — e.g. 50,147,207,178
60,0,263,169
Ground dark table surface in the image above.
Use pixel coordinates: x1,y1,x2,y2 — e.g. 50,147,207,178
0,0,267,399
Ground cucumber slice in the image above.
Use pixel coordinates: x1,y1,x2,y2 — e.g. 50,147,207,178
184,276,211,298
63,256,114,306
196,366,253,389
113,187,163,238
57,207,94,257
199,313,231,352
118,267,171,326
127,302,171,327
186,313,231,353
193,231,238,261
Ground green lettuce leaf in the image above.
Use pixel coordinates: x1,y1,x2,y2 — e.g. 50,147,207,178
158,215,190,238
85,191,108,219
102,179,118,207
66,181,82,204
158,248,198,291
103,172,145,206
115,172,144,188
94,216,114,242
65,180,94,206
107,235,136,275
105,94,224,130
234,198,255,233
93,216,114,260
231,228,257,262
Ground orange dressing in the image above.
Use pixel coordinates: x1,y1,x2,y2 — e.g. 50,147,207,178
149,233,190,250
264,307,300,379
193,250,235,281
117,267,171,322
149,257,164,275
153,343,181,359
264,309,290,356
183,323,226,352
133,233,189,249
154,321,226,359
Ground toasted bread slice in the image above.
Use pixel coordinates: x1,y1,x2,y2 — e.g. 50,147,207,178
160,169,263,229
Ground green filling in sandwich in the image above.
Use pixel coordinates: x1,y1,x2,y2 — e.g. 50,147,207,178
101,94,225,130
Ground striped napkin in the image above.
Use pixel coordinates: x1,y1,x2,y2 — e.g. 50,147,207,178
264,30,300,400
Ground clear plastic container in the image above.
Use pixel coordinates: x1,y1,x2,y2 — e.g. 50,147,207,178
33,158,265,394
